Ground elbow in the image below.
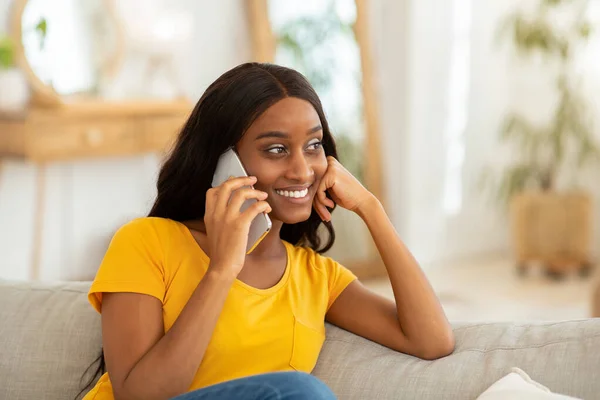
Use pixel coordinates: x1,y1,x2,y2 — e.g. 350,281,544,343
419,342,455,360
415,331,456,361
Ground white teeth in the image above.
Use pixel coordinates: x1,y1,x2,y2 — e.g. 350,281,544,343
276,188,309,198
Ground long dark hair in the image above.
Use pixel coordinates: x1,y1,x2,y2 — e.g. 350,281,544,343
77,63,338,397
149,62,337,250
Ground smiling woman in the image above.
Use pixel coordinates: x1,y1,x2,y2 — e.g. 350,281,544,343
78,63,346,400
79,62,453,400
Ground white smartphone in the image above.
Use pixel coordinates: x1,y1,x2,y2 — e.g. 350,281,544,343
211,148,272,254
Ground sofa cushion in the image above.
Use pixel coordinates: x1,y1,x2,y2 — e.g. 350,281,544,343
0,280,102,400
476,367,580,400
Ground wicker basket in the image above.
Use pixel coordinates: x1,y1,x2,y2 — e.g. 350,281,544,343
510,191,593,276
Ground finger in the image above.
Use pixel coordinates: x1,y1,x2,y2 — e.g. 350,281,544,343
227,188,268,217
214,176,257,217
312,198,326,221
313,197,332,222
204,187,218,220
205,187,217,210
239,200,272,226
316,173,330,199
326,156,341,170
219,175,257,192
316,173,335,205
330,193,342,205
322,195,335,209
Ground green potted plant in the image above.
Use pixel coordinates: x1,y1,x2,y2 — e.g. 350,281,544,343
0,35,30,113
483,0,599,277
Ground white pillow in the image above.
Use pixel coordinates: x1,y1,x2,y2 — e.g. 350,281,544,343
476,368,581,400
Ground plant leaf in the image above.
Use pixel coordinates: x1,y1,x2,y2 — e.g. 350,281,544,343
0,36,14,68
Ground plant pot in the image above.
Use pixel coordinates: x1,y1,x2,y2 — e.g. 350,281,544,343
593,280,600,317
0,68,30,113
510,191,593,276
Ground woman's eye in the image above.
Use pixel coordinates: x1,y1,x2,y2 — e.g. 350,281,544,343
307,141,323,151
267,146,286,154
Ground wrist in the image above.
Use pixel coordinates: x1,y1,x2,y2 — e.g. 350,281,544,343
205,265,238,284
355,194,381,220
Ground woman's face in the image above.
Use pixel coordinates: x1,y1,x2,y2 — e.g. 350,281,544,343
236,97,328,224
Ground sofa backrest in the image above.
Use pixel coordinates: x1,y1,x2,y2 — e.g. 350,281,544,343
2,280,600,400
0,280,102,400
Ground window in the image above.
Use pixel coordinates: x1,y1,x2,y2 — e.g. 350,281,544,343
443,0,472,215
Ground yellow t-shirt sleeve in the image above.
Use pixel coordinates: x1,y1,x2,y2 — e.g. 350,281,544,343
88,218,166,313
315,254,358,311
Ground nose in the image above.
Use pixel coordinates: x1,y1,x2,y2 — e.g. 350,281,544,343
285,150,314,182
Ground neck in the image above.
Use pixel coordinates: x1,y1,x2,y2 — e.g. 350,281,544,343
183,217,286,259
247,219,284,258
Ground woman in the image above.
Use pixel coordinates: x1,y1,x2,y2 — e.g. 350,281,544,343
81,63,454,400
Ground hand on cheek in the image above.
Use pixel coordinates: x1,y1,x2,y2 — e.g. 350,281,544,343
313,156,374,222
313,186,335,222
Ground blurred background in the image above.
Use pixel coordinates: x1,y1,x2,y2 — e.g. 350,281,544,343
0,0,599,321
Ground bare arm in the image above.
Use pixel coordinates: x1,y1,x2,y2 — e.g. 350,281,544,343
314,157,453,360
327,197,454,360
103,270,235,400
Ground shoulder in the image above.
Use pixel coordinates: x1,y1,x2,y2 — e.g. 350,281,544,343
96,217,187,280
108,217,187,258
90,218,181,310
284,241,336,275
284,241,357,303
113,217,180,242
116,216,178,233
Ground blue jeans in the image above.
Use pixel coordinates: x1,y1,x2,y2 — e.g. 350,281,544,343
171,372,337,400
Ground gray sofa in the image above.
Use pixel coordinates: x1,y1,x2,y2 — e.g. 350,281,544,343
1,279,599,400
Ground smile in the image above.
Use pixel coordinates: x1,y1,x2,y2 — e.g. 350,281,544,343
275,188,309,199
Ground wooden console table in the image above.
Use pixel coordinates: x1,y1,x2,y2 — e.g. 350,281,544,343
0,99,191,279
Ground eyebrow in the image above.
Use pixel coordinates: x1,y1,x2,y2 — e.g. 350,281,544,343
254,125,323,141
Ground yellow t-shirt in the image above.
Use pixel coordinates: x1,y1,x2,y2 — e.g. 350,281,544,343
83,217,356,400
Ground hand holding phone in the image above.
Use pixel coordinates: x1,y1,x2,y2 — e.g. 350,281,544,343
210,149,272,255
204,175,271,277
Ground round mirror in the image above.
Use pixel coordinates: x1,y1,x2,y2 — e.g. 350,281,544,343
15,0,123,102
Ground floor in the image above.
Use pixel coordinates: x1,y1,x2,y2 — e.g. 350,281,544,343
363,255,599,322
